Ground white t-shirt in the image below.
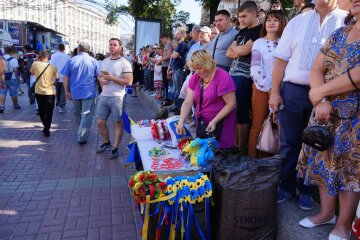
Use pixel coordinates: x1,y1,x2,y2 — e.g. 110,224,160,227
100,57,132,97
4,54,19,79
154,55,162,81
273,8,347,85
50,52,71,82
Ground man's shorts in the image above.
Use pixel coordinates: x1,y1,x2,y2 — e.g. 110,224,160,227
0,79,18,97
96,95,124,121
231,75,253,124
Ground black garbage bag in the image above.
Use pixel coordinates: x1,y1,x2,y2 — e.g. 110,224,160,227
211,155,283,240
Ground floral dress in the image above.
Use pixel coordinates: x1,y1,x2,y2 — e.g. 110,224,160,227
297,25,360,195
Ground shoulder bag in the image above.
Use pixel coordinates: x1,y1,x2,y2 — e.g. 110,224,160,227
30,63,50,99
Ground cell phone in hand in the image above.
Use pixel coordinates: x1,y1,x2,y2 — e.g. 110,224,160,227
100,71,110,75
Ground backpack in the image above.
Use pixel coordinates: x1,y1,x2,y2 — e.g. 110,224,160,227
25,54,35,73
4,56,14,81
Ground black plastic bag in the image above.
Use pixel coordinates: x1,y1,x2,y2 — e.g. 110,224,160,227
211,155,283,240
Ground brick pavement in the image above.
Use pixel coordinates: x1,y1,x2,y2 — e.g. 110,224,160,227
0,89,156,240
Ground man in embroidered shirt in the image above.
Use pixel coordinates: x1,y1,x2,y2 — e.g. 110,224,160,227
211,9,239,72
62,41,99,145
96,38,133,159
269,0,347,210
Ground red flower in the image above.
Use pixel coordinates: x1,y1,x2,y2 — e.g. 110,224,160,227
138,195,146,204
159,182,167,192
138,173,146,183
148,173,157,182
128,180,135,189
138,185,146,195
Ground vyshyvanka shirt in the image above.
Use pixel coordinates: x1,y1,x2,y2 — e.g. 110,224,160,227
273,8,347,86
250,38,278,92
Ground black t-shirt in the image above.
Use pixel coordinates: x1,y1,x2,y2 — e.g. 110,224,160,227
229,24,262,76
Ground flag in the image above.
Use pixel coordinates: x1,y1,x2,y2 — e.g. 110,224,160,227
122,111,131,134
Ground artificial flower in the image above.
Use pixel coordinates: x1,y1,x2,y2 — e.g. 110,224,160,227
148,173,157,182
137,185,147,195
138,173,146,183
195,179,204,187
158,182,167,192
180,179,189,188
205,190,212,198
128,179,135,189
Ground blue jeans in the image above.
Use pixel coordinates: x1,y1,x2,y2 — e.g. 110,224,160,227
73,98,95,143
279,82,313,195
231,75,253,124
172,69,183,98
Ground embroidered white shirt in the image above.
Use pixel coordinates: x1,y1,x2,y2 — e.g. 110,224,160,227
273,8,347,85
250,38,278,92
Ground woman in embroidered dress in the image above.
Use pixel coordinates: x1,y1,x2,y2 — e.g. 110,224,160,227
248,10,286,157
297,2,360,239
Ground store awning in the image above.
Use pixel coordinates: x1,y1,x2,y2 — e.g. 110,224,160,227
26,21,66,36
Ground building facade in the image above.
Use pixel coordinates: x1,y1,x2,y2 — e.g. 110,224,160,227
0,0,121,53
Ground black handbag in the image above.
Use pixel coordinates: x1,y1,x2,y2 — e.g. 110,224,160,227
303,69,359,151
302,123,333,151
196,79,223,139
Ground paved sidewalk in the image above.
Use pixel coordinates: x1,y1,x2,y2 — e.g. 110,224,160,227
0,91,155,240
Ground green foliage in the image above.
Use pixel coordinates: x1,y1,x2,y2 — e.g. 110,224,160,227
104,0,189,35
174,10,190,26
195,0,221,23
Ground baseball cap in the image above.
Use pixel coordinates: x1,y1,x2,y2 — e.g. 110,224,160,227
192,25,201,32
152,44,160,48
199,26,211,35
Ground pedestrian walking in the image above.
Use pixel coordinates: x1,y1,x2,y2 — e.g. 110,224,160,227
62,41,99,144
96,38,133,159
31,50,59,137
0,46,21,113
50,43,71,113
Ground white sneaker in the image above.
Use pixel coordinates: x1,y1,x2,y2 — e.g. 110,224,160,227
150,93,157,97
58,107,65,113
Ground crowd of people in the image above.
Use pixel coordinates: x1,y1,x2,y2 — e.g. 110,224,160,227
0,0,358,239
134,0,358,239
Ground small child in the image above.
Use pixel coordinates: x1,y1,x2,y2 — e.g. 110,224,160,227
153,48,163,99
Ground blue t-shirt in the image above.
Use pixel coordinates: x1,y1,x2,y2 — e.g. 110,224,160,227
61,52,99,100
171,41,188,70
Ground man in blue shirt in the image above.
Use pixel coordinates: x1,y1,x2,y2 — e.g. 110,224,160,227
62,41,99,144
171,28,188,99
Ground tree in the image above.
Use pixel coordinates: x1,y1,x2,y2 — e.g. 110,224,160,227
195,0,221,24
104,0,180,35
173,10,190,25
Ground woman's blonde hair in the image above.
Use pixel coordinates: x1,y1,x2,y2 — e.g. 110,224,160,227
188,50,216,72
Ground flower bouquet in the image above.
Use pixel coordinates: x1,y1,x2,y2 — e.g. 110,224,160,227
128,171,167,204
